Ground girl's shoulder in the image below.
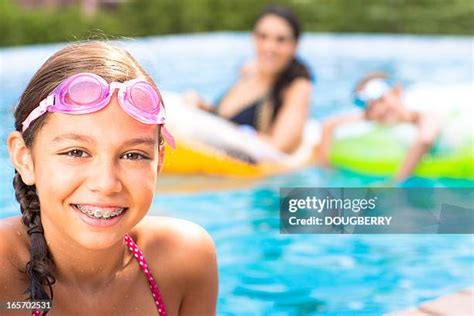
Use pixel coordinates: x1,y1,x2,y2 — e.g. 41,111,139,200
0,216,30,260
132,216,215,254
131,216,216,277
129,216,218,309
0,216,30,299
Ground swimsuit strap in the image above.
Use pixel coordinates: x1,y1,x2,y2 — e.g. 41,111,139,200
124,234,167,316
32,234,167,316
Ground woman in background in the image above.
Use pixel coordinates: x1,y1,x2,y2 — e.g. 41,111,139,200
187,5,313,154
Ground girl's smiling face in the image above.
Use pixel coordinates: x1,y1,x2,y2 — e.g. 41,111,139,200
29,94,161,249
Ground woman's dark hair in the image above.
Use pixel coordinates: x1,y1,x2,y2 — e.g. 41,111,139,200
13,41,160,315
254,4,313,118
255,4,302,40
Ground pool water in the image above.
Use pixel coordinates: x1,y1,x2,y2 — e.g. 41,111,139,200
1,33,473,315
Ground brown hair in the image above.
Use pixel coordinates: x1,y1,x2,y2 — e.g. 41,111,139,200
13,41,160,314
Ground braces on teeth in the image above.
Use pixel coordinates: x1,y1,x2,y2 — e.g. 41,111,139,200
75,205,125,219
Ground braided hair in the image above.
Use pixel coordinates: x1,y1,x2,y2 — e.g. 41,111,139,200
12,41,161,315
14,173,55,304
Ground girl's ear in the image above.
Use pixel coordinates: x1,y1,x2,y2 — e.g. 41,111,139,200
157,145,166,174
7,131,36,185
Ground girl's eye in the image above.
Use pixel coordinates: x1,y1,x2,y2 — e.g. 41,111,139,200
122,152,149,160
62,149,88,158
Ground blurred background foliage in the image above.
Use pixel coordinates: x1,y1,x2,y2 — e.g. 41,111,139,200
1,0,473,47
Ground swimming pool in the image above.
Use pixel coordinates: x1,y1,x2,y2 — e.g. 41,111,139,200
1,33,473,315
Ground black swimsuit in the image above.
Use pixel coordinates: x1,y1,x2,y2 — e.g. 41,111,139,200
215,94,280,132
226,97,266,130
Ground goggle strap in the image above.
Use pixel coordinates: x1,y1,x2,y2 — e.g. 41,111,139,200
161,125,176,149
22,95,55,132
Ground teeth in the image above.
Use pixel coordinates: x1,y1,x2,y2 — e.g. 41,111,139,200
75,204,126,220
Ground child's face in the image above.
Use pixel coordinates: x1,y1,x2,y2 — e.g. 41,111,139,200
365,86,404,124
30,94,161,249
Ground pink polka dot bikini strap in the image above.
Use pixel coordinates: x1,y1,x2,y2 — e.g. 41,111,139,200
124,234,167,316
32,235,167,316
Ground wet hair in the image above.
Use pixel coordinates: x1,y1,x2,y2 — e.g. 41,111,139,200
254,5,313,115
12,41,161,314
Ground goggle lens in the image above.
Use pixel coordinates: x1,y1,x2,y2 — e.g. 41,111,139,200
67,76,103,106
129,82,159,112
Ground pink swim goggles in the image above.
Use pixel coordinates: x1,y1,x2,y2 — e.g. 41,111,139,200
22,72,175,148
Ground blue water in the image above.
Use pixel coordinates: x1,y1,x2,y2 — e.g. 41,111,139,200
1,33,473,315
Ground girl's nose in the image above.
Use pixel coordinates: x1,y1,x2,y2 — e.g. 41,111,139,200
86,158,123,195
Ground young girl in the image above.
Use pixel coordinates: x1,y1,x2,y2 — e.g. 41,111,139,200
0,41,218,315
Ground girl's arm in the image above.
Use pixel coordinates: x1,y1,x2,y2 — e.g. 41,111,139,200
394,112,440,181
318,112,364,166
260,78,312,153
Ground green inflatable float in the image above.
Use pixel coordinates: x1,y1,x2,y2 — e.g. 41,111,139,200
330,83,474,179
331,126,473,179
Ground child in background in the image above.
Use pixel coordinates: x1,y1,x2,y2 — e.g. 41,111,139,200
0,41,217,315
318,72,440,182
